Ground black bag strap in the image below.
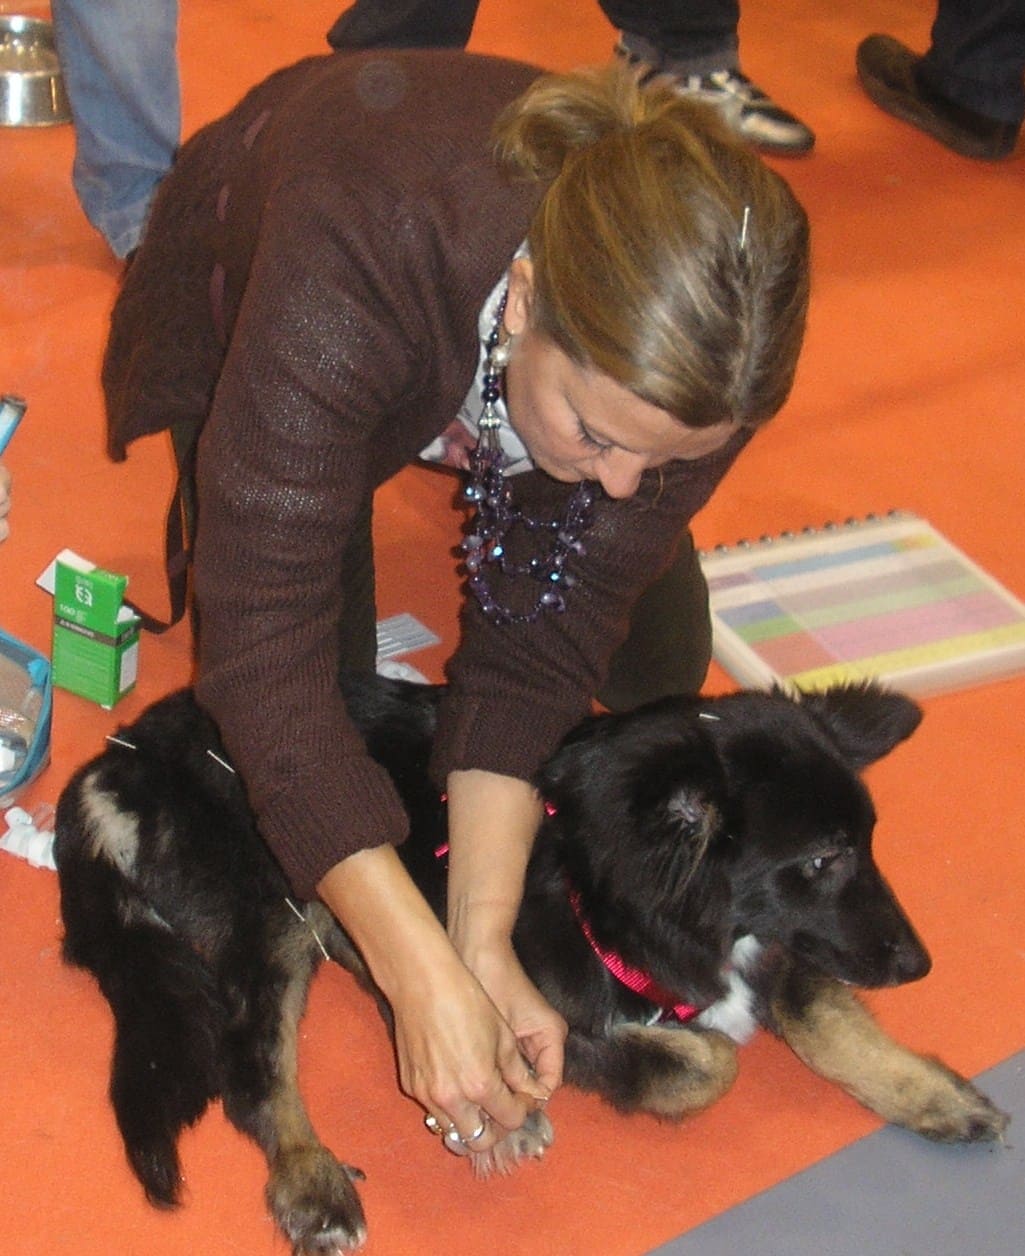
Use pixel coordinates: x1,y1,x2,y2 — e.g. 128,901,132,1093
124,423,199,635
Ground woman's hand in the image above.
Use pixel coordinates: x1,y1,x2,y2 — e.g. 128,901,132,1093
445,768,567,1096
0,465,11,542
460,935,566,1098
388,939,549,1145
318,843,549,1154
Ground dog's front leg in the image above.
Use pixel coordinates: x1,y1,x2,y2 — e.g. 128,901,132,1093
221,906,368,1254
771,971,1008,1143
565,1022,738,1120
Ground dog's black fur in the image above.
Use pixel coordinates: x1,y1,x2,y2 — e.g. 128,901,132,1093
54,677,1008,1253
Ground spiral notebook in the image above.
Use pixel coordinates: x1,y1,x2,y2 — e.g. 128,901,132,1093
699,512,1025,697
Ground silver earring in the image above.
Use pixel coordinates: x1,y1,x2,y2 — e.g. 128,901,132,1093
489,336,513,370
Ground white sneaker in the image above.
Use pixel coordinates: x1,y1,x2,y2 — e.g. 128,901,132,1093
616,40,815,155
674,68,815,154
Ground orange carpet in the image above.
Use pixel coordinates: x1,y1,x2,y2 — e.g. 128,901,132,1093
2,2,1024,1254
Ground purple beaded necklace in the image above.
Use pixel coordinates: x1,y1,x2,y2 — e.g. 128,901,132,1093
460,292,597,625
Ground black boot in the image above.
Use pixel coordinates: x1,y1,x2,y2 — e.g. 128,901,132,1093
857,34,1019,161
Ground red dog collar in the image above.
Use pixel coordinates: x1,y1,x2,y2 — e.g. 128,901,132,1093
565,883,700,1024
549,798,698,1023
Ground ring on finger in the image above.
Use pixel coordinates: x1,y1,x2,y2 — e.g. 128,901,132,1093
443,1126,470,1155
428,1109,488,1153
464,1116,488,1144
443,1112,487,1154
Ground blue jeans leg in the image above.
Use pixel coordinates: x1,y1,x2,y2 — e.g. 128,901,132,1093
51,0,180,257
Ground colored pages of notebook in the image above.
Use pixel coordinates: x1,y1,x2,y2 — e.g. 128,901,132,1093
700,512,1025,697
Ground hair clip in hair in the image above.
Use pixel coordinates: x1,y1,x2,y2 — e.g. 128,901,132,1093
738,205,751,252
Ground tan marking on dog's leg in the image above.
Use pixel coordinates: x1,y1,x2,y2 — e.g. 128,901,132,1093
307,901,365,974
623,1024,739,1119
266,971,322,1152
775,980,1008,1143
250,936,368,1253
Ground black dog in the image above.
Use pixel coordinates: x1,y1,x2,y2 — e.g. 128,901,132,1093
54,677,1008,1254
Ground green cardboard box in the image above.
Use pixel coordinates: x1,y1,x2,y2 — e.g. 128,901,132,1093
52,560,140,708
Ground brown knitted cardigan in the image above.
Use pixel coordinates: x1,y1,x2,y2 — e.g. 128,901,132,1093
103,51,751,898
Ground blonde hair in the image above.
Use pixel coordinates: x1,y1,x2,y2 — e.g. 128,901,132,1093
493,64,810,429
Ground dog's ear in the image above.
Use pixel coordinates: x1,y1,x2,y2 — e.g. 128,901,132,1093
623,734,729,897
538,711,726,902
660,784,721,883
798,683,923,769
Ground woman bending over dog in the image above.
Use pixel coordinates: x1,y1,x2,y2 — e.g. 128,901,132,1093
103,50,809,1160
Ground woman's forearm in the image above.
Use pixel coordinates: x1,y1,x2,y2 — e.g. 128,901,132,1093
318,842,460,1002
443,768,563,1094
444,768,543,959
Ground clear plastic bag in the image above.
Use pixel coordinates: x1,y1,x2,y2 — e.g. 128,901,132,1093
0,629,51,806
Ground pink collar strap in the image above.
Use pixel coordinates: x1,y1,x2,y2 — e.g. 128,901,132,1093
565,883,700,1024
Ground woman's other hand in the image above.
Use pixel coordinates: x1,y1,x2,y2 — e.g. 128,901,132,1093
445,768,566,1095
460,934,565,1098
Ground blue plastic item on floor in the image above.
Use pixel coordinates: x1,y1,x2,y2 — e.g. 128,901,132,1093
0,627,52,807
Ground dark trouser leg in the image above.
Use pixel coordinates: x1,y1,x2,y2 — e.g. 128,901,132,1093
336,498,378,676
327,0,479,50
919,0,1025,125
597,528,712,711
598,0,739,66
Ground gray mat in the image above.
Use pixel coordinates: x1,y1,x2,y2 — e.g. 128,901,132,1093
648,1052,1023,1256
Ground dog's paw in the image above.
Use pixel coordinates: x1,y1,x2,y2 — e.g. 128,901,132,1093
267,1145,368,1254
907,1061,1010,1145
469,1110,555,1179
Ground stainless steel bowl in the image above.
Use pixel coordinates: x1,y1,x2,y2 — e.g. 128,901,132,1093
0,15,71,127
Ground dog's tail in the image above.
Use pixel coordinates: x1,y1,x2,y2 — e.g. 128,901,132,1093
56,810,225,1208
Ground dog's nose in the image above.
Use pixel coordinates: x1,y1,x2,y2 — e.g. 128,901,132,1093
889,935,931,983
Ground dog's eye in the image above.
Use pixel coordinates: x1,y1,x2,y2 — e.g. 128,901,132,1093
802,852,840,879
